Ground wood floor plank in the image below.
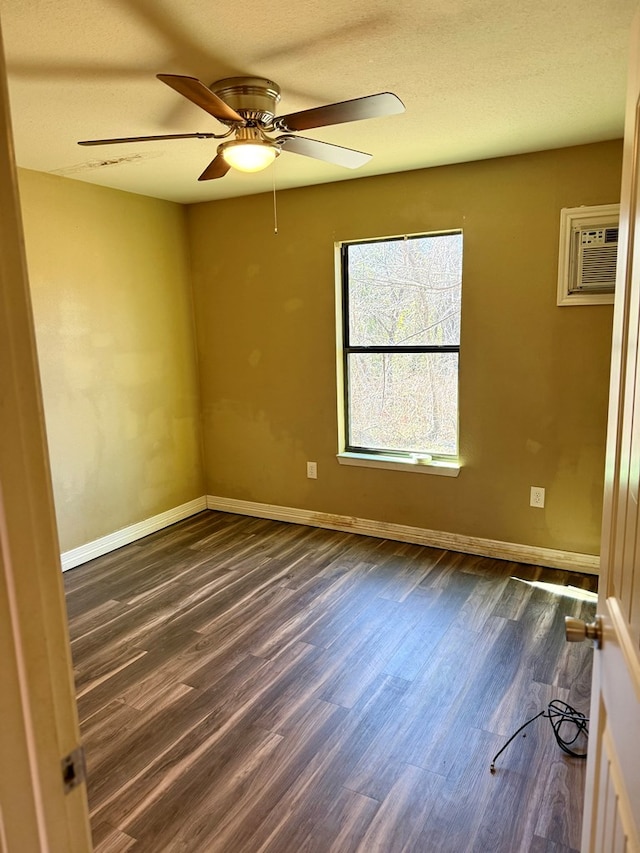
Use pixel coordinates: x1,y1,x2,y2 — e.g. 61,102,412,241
388,617,510,777
76,628,201,721
529,835,580,853
379,585,445,680
81,700,142,772
172,698,350,852
87,663,263,814
314,787,381,853
354,762,442,852
223,675,410,850
248,561,380,661
65,511,596,852
317,596,412,708
91,821,137,852
409,726,503,853
533,753,587,848
269,672,412,805
122,722,285,851
91,654,275,827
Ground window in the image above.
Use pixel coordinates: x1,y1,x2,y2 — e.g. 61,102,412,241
338,231,462,470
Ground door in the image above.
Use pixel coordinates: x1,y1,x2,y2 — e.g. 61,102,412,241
581,7,640,851
0,14,92,853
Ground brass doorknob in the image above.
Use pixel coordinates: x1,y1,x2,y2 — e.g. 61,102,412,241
565,615,603,648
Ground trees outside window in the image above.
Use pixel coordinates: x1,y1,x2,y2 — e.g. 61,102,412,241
340,232,463,459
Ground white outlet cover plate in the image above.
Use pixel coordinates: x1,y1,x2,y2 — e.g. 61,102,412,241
530,486,545,507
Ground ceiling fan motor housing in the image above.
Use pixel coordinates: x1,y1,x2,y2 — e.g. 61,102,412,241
211,77,281,125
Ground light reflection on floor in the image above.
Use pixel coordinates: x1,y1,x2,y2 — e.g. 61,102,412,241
511,577,598,602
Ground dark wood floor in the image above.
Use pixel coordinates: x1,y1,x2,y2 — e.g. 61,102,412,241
64,511,597,853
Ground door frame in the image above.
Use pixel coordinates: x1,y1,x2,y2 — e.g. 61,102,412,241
0,14,92,852
580,4,640,849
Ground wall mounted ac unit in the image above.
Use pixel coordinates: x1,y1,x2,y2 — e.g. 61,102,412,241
557,203,620,306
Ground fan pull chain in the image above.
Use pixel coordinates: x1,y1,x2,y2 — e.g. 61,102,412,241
272,161,278,235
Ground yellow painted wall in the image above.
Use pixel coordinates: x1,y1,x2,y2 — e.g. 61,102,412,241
188,140,622,556
18,169,204,552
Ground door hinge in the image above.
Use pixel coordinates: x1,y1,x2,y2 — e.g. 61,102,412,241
61,745,86,793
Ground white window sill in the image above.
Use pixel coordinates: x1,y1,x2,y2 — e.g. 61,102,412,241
337,452,461,477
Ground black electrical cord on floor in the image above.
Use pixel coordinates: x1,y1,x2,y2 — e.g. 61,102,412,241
489,699,589,773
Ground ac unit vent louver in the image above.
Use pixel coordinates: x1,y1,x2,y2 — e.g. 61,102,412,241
573,226,619,292
557,204,620,306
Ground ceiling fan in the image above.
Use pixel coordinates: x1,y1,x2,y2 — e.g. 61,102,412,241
78,74,405,181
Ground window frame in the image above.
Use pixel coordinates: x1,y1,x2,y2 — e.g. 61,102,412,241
338,231,462,472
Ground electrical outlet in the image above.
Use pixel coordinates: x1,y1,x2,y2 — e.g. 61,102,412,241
307,461,318,479
530,486,545,508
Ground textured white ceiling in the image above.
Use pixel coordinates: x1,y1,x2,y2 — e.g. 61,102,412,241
0,0,636,204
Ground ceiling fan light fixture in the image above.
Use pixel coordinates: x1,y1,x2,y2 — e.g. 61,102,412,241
79,73,405,183
220,139,280,173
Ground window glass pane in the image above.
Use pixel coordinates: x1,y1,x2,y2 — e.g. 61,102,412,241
348,352,458,456
347,234,462,346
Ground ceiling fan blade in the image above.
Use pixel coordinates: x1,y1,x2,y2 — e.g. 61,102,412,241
275,92,404,132
157,74,243,123
198,153,231,181
78,132,218,146
277,135,371,169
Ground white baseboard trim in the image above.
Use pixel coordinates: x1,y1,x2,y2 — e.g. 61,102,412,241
206,495,600,575
60,496,208,572
60,493,601,575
